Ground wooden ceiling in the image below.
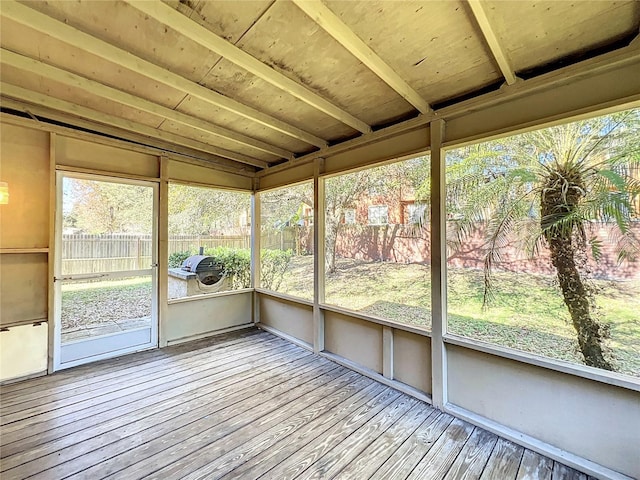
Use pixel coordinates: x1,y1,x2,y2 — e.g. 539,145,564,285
1,0,639,174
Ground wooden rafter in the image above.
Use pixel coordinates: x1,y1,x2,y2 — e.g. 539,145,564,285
126,0,373,134
0,0,327,148
0,83,270,169
467,0,517,86
0,102,254,176
292,0,432,115
0,49,292,160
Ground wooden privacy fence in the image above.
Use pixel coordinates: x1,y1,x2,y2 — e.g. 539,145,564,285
61,234,251,274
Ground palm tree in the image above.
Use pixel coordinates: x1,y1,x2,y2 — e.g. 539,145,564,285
444,109,640,370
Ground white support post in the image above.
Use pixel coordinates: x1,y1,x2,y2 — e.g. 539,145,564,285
47,132,57,373
430,118,448,409
251,177,261,325
158,155,169,347
382,326,394,379
313,159,326,353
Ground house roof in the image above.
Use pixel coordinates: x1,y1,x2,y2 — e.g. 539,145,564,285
1,0,639,174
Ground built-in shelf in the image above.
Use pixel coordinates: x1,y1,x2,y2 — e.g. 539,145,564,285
0,248,49,254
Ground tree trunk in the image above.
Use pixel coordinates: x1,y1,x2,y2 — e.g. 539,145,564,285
325,218,339,274
545,234,612,370
541,171,613,370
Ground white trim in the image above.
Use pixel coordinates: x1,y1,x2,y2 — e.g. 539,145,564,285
319,303,431,337
445,403,634,480
53,171,159,371
166,323,254,346
444,335,640,393
55,164,161,183
167,288,254,305
56,342,157,370
255,288,315,308
320,351,432,404
257,323,313,351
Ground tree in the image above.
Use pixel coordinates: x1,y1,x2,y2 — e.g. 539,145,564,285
442,109,640,370
66,179,153,234
168,185,250,235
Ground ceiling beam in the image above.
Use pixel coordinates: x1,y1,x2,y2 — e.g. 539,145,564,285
126,0,372,134
292,0,432,115
0,0,327,148
1,83,270,169
259,42,640,176
0,49,291,160
467,0,517,86
1,108,254,176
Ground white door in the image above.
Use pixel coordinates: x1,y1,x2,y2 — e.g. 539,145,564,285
54,172,158,370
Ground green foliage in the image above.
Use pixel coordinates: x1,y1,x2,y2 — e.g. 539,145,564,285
438,108,640,369
168,184,251,235
260,249,294,291
168,251,191,268
65,179,153,234
204,247,251,289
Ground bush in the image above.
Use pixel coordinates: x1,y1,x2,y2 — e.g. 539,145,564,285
170,247,293,291
261,249,293,291
168,251,191,268
204,247,251,289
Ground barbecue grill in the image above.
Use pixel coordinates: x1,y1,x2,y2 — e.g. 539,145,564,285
181,255,224,285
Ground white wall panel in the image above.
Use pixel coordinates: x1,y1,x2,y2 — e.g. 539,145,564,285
0,323,48,382
393,329,432,394
166,291,252,344
324,311,383,374
447,345,640,478
258,294,313,346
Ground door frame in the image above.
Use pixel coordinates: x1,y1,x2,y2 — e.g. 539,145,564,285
53,171,159,371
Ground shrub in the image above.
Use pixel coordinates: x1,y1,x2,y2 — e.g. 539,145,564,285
168,251,191,268
205,247,251,289
261,249,293,291
172,247,293,291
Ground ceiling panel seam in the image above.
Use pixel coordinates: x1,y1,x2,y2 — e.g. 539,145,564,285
162,0,277,133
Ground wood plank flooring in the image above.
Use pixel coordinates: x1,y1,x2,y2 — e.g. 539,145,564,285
1,328,593,480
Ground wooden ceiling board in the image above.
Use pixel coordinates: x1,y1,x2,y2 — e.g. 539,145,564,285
200,58,359,141
23,0,221,86
0,17,187,112
167,0,275,44
227,0,415,126
158,120,280,163
482,1,640,72
0,64,165,129
175,94,315,153
324,0,502,104
163,0,275,86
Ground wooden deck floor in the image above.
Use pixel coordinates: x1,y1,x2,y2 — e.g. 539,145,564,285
1,328,592,480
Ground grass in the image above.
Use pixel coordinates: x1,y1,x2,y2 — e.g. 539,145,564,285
60,257,639,377
278,255,640,377
61,277,152,330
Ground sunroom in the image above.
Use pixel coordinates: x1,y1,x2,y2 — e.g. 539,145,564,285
0,1,638,479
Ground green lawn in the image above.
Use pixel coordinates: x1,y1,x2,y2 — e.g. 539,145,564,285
278,255,640,377
60,258,640,377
